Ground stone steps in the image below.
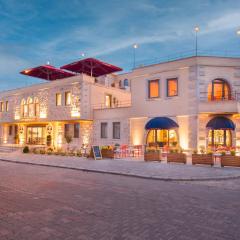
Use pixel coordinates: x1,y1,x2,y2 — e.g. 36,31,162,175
0,146,21,153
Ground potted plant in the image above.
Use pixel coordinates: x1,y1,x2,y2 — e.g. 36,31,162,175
22,146,29,154
167,148,186,164
101,146,114,158
144,147,162,161
221,149,240,167
65,135,72,152
46,135,52,147
192,148,214,166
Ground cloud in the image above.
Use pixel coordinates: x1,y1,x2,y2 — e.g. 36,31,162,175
206,11,240,33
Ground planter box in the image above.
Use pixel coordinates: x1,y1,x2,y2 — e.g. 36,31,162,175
221,155,240,167
101,149,114,159
144,152,162,161
192,154,214,166
167,153,186,164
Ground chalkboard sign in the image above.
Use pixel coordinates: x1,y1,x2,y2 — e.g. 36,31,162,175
92,146,102,160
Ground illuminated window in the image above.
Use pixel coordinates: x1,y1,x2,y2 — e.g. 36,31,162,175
101,122,108,138
208,129,232,147
56,93,62,106
167,78,178,97
74,123,80,138
105,94,112,108
34,98,39,116
208,79,231,101
113,122,120,139
146,129,178,147
27,97,34,117
0,102,3,112
148,80,159,98
5,101,9,112
65,92,71,106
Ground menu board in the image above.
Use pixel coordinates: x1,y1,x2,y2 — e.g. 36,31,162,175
92,146,102,160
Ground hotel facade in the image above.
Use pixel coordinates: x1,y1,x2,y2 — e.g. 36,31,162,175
0,56,240,152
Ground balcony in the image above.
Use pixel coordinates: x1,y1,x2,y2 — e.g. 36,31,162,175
198,92,240,114
92,100,131,110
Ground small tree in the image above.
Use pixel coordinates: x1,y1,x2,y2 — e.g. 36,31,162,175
65,135,72,152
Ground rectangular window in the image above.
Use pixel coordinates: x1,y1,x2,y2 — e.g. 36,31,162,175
0,102,3,112
56,93,62,106
65,92,71,106
74,123,80,138
64,124,71,138
167,78,178,97
9,125,12,136
101,122,108,138
105,94,112,108
113,122,120,139
148,80,160,98
5,101,9,112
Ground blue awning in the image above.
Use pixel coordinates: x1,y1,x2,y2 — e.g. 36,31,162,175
145,117,179,130
206,116,235,130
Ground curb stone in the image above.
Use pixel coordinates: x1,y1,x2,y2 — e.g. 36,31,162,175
1,158,240,182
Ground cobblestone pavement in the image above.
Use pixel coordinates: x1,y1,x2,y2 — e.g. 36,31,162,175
1,152,240,181
0,161,240,240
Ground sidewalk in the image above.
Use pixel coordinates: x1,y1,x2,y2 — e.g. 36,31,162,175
0,152,240,181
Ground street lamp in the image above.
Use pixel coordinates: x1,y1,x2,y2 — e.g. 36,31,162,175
194,26,200,56
237,29,240,36
81,53,85,58
133,43,138,68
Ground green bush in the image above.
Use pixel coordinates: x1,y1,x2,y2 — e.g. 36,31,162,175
23,146,29,154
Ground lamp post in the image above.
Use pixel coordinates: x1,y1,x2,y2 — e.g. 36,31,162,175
194,26,200,56
133,43,138,68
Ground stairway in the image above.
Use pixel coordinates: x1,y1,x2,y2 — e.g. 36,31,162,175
0,145,21,153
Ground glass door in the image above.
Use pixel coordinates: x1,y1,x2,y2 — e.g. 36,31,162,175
27,126,46,145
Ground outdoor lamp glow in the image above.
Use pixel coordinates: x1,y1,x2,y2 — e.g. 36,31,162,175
237,29,240,36
133,43,138,49
194,26,200,32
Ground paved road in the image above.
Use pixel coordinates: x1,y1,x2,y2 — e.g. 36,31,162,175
0,161,239,240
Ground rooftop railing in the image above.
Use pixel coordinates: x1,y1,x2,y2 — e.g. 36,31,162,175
134,49,240,69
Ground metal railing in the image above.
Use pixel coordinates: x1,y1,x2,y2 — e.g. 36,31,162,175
199,91,240,102
134,49,240,69
92,101,131,110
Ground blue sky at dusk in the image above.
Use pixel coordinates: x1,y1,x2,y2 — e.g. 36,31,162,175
0,0,240,90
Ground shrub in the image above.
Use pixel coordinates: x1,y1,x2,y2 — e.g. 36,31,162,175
40,149,46,154
193,149,198,154
22,146,29,154
230,150,236,156
221,151,226,156
32,148,39,154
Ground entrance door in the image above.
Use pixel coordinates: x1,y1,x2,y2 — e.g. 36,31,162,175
27,126,46,145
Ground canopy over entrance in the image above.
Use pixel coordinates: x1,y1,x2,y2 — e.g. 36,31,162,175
60,58,122,77
145,117,179,130
206,116,235,130
20,65,76,81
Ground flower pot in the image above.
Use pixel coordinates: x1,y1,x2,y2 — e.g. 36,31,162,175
167,153,186,164
192,154,214,166
101,149,114,159
144,152,161,161
221,155,240,167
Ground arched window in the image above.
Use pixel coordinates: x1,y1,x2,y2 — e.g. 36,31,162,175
208,79,231,101
34,97,40,116
21,97,40,118
208,129,232,147
21,99,28,117
146,129,178,147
